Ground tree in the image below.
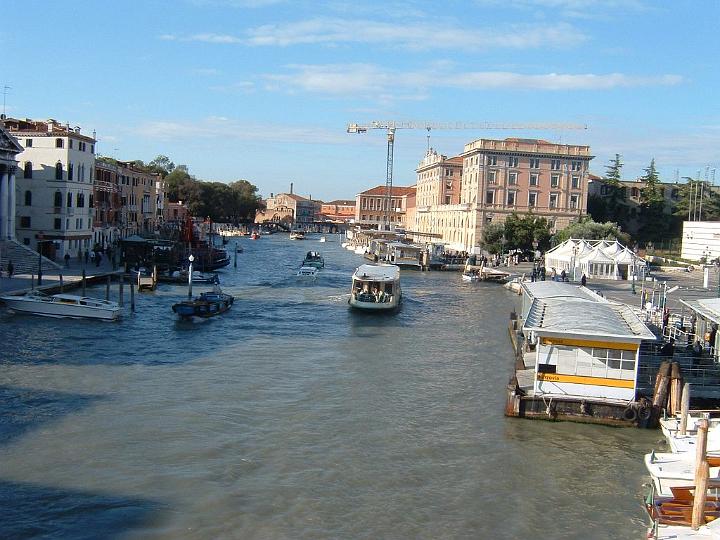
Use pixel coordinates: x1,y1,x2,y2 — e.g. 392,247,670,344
503,213,552,252
673,179,720,223
602,154,628,225
147,155,176,178
553,217,630,244
481,222,505,254
637,159,670,242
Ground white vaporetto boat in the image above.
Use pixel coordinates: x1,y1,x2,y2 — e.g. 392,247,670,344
1,291,121,320
349,264,401,311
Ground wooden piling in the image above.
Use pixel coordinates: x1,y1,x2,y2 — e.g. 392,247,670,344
669,362,682,415
130,281,135,312
82,269,87,296
653,361,672,410
680,383,691,436
119,275,124,307
692,419,710,530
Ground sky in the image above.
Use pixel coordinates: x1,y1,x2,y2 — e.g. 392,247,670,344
2,0,719,201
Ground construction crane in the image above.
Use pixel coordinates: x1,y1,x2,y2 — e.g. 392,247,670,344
347,120,588,230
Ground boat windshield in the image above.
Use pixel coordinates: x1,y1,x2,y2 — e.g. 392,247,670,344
353,280,393,303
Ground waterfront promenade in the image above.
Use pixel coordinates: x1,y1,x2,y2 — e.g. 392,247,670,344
0,255,118,295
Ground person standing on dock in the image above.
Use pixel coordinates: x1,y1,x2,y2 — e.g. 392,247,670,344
64,252,70,268
581,274,587,287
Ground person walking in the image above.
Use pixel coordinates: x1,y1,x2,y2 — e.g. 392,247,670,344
7,260,14,278
84,250,89,265
64,252,70,268
581,274,587,287
95,251,102,267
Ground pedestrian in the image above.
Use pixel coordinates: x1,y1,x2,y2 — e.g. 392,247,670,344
581,274,587,287
78,249,83,263
7,260,14,278
90,251,95,264
64,252,70,268
84,250,89,264
95,251,102,267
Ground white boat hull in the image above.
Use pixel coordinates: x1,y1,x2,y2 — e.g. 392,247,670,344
349,295,400,311
2,295,121,320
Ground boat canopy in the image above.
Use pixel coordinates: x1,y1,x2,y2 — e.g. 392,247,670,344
353,264,400,282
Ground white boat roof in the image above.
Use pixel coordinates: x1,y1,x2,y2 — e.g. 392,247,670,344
680,298,720,325
524,296,656,341
353,264,400,281
521,281,599,301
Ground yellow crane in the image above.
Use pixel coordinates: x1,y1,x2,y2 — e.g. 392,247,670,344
347,120,588,229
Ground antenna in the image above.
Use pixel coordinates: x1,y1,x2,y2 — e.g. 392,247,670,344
426,127,431,152
2,85,10,116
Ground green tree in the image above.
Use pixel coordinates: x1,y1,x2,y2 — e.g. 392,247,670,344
481,222,505,254
673,179,720,223
147,155,176,178
503,213,552,252
602,154,628,225
553,217,630,244
637,159,670,242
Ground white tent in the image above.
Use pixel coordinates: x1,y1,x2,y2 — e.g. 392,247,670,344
544,239,644,281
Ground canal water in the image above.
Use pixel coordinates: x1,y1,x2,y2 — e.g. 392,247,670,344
1,234,660,539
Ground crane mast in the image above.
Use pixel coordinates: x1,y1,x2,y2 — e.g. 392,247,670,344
347,120,587,232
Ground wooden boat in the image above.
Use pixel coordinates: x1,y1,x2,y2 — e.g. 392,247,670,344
289,231,305,240
1,290,121,320
171,286,234,319
302,251,324,269
157,270,219,285
462,269,481,282
349,264,401,311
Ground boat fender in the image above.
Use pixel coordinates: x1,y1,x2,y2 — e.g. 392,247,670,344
638,406,652,421
622,406,638,422
687,265,695,272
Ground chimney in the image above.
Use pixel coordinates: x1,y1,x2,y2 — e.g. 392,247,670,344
290,182,293,194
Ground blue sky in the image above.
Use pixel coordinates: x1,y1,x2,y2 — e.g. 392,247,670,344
3,0,719,200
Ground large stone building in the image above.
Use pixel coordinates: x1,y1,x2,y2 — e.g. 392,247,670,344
0,124,22,241
255,191,321,227
355,185,416,230
411,137,593,251
319,199,356,224
3,117,96,258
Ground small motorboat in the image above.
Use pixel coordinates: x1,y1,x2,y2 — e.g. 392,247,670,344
250,232,260,240
1,290,121,320
296,266,318,278
289,231,305,240
302,251,324,269
158,270,219,284
172,285,234,319
462,270,481,282
319,236,326,243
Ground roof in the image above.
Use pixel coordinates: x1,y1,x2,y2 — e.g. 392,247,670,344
524,296,656,341
324,199,356,206
0,125,23,155
680,298,720,325
353,264,400,281
358,185,416,196
521,281,599,302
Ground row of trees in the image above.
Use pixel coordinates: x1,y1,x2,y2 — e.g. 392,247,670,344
130,155,264,224
588,155,720,244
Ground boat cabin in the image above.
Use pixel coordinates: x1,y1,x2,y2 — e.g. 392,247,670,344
350,264,400,306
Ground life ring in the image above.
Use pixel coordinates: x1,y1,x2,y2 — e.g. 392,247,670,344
638,406,652,421
623,406,637,422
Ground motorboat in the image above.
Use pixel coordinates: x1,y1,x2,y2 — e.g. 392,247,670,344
319,236,327,243
349,264,401,311
289,231,305,240
462,269,481,282
645,451,720,497
157,269,219,284
302,251,324,269
171,286,234,319
250,232,260,240
1,290,121,320
296,266,318,278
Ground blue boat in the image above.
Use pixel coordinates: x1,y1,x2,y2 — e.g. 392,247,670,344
172,287,234,319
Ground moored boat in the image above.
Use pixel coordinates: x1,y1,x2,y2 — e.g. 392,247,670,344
171,286,234,319
157,269,219,284
1,290,121,320
462,269,481,282
348,264,401,311
289,231,305,240
319,236,327,243
250,232,260,240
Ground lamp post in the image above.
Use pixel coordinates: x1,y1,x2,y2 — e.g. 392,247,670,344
36,232,45,286
571,244,578,282
188,254,194,298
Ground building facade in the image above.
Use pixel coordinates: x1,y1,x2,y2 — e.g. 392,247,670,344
255,192,321,227
4,118,96,258
319,199,356,224
0,124,22,241
355,185,416,230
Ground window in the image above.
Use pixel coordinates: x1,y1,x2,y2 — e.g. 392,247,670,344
485,190,495,204
55,162,63,180
69,139,74,149
91,144,94,154
570,194,579,209
551,174,560,188
20,216,31,228
56,138,64,148
571,176,580,189
488,155,497,166
549,193,558,208
24,161,32,178
89,194,94,207
530,173,539,186
54,218,62,230
508,156,518,168
507,191,516,206
25,139,32,147
67,192,73,207
571,160,582,171
24,190,32,206
488,170,497,184
528,192,538,207
551,159,561,170
77,193,85,207
68,163,74,181
530,158,540,169
508,172,518,185
54,191,62,207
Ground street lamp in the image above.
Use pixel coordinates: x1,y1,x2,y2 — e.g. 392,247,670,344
188,254,194,298
571,244,578,282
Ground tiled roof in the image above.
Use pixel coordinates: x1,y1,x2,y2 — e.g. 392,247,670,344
358,185,416,196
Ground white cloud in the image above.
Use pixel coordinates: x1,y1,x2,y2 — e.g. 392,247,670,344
475,0,649,19
209,81,255,93
262,63,683,96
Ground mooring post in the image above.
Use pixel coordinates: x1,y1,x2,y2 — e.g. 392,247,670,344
82,269,87,296
692,419,710,530
680,383,691,436
130,281,135,312
119,275,124,307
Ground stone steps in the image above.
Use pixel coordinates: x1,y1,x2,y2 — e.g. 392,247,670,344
0,239,62,276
